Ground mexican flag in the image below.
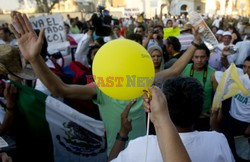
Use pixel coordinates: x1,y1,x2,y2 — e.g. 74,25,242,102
13,82,107,162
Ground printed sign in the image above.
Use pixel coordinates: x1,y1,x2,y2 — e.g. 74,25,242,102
163,27,180,39
123,8,140,18
30,14,70,51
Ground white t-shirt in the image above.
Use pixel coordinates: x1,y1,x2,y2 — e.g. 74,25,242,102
215,69,250,123
212,19,221,28
112,131,235,162
227,40,250,66
229,72,250,123
177,33,194,51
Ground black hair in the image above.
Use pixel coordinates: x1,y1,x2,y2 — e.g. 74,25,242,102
137,25,145,32
162,77,204,128
70,18,75,24
211,26,218,31
196,43,210,57
153,25,163,31
166,19,173,24
228,25,242,44
245,56,250,62
0,27,11,34
127,33,143,45
64,23,70,28
87,45,101,66
166,36,181,52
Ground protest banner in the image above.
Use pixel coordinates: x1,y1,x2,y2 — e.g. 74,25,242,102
29,14,70,52
189,11,218,47
123,8,140,18
163,27,180,39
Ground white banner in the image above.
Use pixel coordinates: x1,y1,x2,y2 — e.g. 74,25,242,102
123,8,140,18
29,14,70,51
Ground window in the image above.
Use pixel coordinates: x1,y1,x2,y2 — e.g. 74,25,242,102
180,4,188,11
197,6,201,11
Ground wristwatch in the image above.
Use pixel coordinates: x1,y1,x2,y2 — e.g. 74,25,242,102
191,41,201,48
116,133,128,142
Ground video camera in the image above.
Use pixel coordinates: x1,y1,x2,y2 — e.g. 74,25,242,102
91,6,113,36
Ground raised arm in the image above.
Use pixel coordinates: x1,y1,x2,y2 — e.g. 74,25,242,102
142,30,153,48
10,13,96,100
108,100,136,162
155,29,201,82
159,4,167,27
143,87,191,162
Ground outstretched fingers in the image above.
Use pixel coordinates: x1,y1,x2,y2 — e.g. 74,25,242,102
17,13,29,33
23,14,34,33
13,13,29,35
10,24,20,39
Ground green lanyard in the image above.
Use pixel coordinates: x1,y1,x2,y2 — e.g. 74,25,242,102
190,64,208,87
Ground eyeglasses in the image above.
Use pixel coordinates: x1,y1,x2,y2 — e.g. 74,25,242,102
136,30,143,33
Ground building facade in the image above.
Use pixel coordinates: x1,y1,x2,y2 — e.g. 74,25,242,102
168,0,206,15
105,0,206,18
205,0,250,16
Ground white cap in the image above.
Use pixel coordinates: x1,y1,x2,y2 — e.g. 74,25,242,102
223,31,232,36
216,30,224,35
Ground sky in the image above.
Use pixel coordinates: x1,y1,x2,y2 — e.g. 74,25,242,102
0,0,19,10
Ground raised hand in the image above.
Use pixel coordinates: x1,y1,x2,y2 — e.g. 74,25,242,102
161,4,168,9
10,13,45,63
192,27,202,45
119,100,136,137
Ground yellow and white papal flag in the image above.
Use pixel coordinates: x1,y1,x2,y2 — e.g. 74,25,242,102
212,64,250,110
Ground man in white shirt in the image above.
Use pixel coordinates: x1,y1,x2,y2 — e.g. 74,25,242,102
177,24,194,51
111,77,234,162
212,17,221,28
209,31,236,71
215,56,250,161
227,35,250,67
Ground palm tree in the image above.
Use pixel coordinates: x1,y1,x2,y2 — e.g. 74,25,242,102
35,0,60,13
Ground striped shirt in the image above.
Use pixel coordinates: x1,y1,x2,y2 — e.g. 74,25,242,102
177,33,194,51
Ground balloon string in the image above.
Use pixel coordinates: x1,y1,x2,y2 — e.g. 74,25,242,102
145,112,150,162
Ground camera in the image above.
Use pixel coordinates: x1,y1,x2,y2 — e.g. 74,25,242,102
91,6,112,36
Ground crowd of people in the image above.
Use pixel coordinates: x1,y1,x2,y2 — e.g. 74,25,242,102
0,4,249,162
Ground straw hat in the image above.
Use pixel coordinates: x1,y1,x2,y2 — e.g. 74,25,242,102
180,24,193,32
0,44,36,80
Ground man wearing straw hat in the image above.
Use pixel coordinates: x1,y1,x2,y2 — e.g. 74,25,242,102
0,44,36,81
177,23,194,51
